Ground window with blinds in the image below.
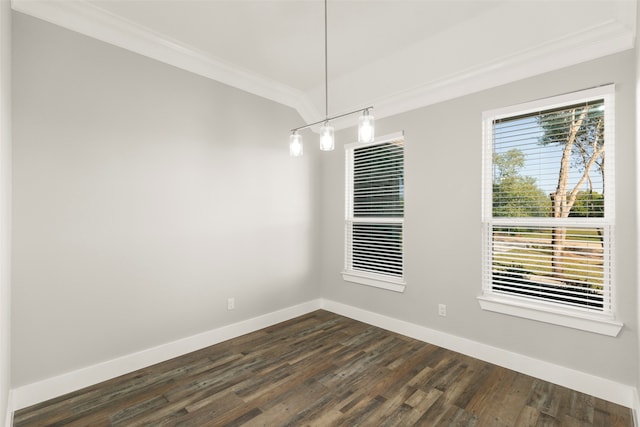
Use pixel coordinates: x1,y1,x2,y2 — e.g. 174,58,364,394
344,134,405,290
482,86,614,316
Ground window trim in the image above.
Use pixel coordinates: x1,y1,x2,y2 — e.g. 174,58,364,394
341,271,406,293
479,85,622,336
477,294,622,337
343,131,406,293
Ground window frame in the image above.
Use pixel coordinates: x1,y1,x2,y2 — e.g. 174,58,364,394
479,85,622,336
342,131,406,293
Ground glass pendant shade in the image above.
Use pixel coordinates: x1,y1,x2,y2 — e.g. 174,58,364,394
319,123,335,151
358,110,375,143
289,132,303,157
289,108,373,155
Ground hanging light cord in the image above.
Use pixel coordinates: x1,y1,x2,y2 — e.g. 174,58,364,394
289,0,373,136
324,0,328,120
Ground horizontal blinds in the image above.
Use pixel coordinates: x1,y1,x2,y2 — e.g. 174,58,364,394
346,138,404,278
346,221,403,277
353,141,404,217
489,225,610,311
492,99,606,219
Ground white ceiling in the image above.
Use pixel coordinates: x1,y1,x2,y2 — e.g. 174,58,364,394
89,0,501,91
11,0,637,127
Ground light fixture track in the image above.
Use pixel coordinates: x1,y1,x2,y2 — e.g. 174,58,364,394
290,106,374,134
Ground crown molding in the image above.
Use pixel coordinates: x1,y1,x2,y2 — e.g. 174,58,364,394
301,11,635,130
346,18,635,123
10,0,320,123
11,0,635,128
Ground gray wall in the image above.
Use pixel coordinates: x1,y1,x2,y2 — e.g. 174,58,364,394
11,12,320,387
320,51,637,385
10,5,638,396
0,0,11,423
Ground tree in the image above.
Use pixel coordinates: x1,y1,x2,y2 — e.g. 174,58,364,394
537,103,604,274
493,149,550,218
569,190,604,218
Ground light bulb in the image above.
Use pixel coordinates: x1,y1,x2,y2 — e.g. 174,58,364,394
358,110,375,143
289,132,303,157
320,123,334,151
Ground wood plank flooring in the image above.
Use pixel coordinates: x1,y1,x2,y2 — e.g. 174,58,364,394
14,310,632,426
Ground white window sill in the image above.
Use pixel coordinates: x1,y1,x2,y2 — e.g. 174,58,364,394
342,271,406,293
477,294,623,337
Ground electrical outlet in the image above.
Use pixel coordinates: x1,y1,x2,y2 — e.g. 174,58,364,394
438,304,447,317
227,297,235,311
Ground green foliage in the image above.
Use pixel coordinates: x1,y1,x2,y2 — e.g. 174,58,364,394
537,103,604,152
536,102,605,180
493,148,524,180
493,149,551,217
569,190,604,217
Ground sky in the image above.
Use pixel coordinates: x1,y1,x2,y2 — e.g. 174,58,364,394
493,116,604,196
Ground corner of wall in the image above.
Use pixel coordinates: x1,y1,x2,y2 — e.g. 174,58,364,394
4,391,13,427
0,0,11,425
321,299,635,409
632,387,639,427
11,299,323,411
635,0,640,420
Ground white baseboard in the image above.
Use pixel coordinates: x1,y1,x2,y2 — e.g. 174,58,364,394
320,299,635,409
11,298,635,414
11,299,323,410
4,391,13,427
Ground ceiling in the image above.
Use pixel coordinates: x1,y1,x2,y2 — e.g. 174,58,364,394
11,0,637,127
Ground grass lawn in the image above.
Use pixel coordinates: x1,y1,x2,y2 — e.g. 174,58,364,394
492,226,604,289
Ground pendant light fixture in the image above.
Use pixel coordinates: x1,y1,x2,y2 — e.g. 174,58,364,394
289,131,303,156
358,108,375,143
289,0,374,156
319,122,334,151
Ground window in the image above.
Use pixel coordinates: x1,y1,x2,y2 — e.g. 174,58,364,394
343,132,405,292
479,85,622,336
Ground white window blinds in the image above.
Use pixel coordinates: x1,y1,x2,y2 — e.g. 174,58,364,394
345,135,405,281
483,86,614,314
488,224,611,310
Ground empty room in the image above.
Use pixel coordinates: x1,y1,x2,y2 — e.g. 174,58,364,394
1,0,640,425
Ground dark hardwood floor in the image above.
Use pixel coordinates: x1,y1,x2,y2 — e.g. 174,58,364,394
14,310,632,426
